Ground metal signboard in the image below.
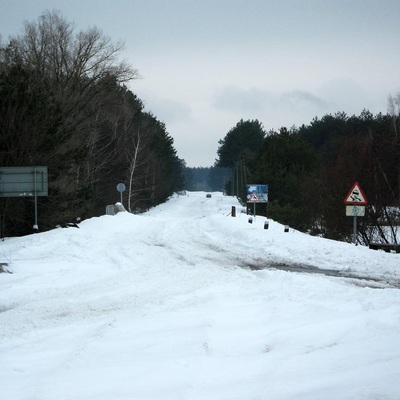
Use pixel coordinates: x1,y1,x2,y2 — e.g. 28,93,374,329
0,166,48,197
344,181,367,245
346,205,365,217
116,183,126,192
344,181,368,205
116,182,126,205
246,184,268,203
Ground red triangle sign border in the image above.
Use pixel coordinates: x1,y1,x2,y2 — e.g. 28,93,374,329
344,181,368,206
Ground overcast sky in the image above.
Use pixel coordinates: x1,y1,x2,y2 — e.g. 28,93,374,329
1,0,400,167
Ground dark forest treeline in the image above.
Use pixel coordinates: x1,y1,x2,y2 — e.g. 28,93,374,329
0,11,184,236
183,166,229,192
216,113,400,245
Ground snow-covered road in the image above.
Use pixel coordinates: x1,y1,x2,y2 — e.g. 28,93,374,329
1,192,400,399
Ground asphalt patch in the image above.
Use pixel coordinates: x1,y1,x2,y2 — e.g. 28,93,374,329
247,261,400,289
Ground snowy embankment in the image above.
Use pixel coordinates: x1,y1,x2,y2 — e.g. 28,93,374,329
1,191,400,400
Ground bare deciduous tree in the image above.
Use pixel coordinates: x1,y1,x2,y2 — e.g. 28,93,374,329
10,11,138,86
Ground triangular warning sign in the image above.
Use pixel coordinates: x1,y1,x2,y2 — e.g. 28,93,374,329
250,193,259,202
344,182,368,205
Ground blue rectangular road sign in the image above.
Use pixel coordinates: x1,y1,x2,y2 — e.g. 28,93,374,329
246,184,268,203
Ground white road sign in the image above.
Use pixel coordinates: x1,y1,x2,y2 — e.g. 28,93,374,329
344,182,368,205
346,205,365,217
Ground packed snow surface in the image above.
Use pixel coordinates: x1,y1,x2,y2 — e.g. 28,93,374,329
1,191,400,400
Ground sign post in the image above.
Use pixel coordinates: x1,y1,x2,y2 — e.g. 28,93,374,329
344,182,368,245
116,183,126,205
0,166,48,231
246,184,268,217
